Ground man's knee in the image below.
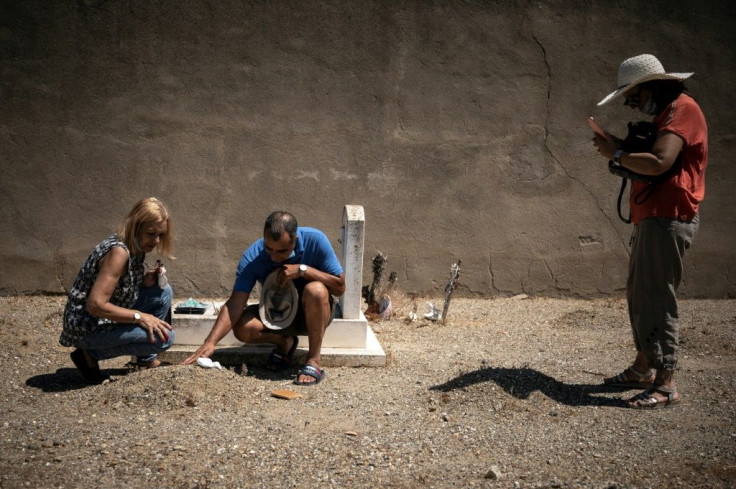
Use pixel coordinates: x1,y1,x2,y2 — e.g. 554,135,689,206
301,282,329,308
232,316,264,343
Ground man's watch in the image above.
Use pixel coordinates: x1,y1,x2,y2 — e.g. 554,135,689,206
613,149,624,164
133,312,142,324
299,264,308,278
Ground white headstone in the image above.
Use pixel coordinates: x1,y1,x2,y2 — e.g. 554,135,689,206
338,205,365,320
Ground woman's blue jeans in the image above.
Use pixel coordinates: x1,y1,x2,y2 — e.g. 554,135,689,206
77,284,175,363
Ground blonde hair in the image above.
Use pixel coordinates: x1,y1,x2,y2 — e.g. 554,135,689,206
117,197,173,258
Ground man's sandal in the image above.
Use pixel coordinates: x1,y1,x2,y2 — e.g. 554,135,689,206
603,367,655,388
627,385,680,409
294,364,325,386
267,336,299,371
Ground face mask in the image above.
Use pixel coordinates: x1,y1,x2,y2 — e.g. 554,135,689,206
640,97,659,116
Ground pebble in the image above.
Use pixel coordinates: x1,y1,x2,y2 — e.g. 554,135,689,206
1,296,733,488
484,466,502,480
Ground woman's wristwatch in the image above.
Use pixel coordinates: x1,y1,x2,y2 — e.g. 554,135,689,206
133,311,142,324
614,149,624,164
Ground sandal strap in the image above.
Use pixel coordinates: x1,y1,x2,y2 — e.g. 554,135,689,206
605,367,654,385
298,364,324,380
269,337,298,364
653,384,677,395
269,351,289,362
624,367,655,381
629,385,679,408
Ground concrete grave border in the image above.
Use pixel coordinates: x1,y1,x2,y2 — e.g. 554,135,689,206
161,205,386,367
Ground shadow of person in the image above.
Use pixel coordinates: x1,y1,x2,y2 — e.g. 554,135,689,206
225,362,297,382
208,348,296,381
430,366,629,408
26,367,132,392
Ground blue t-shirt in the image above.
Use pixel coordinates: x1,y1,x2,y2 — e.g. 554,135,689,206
233,227,343,294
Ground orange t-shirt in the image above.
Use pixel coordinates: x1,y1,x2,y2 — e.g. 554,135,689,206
630,93,708,224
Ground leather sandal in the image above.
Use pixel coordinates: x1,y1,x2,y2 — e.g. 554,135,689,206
603,367,655,388
627,385,680,409
267,336,299,371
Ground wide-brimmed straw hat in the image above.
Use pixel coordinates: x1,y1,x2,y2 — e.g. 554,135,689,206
597,54,694,106
259,269,299,330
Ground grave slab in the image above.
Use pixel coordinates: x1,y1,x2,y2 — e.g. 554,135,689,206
161,205,386,367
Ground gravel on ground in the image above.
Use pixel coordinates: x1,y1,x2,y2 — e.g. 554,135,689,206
1,295,735,488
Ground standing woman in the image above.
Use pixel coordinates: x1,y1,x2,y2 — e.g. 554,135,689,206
60,197,176,383
593,54,708,408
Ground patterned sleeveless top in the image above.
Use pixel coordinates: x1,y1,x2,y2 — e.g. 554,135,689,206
60,235,145,347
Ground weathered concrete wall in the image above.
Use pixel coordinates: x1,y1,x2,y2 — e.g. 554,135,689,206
1,0,735,298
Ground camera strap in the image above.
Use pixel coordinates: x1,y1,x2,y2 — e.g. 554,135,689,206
608,121,679,224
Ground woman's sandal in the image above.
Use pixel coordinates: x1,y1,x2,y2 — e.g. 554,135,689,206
131,358,165,369
627,385,680,409
603,367,655,388
267,336,299,371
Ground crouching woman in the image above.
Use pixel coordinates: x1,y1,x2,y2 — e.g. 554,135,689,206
60,197,175,383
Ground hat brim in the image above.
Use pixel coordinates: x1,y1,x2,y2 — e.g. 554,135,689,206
597,72,694,106
258,270,299,331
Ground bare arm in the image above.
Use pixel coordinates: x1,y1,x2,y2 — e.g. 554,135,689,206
87,246,171,343
180,290,250,365
279,264,346,297
595,130,684,176
307,269,346,297
618,132,684,176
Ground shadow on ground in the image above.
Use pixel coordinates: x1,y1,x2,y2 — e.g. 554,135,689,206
25,367,133,392
430,366,632,408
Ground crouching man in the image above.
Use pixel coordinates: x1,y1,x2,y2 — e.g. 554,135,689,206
182,211,345,386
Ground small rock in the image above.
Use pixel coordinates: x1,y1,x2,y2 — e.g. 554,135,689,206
484,465,502,480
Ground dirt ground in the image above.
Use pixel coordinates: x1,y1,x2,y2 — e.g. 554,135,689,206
1,294,734,489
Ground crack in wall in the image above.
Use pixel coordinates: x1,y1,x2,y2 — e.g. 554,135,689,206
530,26,630,254
488,251,498,294
55,260,68,294
542,258,554,285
